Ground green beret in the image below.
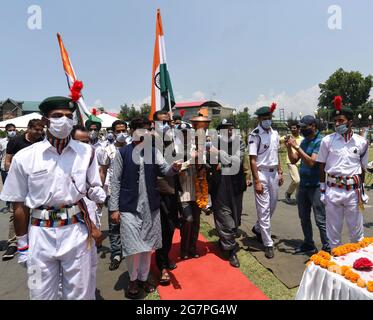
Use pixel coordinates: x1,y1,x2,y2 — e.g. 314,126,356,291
39,96,77,115
255,106,272,117
332,107,354,121
85,114,102,131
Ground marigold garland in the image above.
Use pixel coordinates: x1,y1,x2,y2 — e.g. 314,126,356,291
307,240,373,295
331,238,373,257
195,168,208,209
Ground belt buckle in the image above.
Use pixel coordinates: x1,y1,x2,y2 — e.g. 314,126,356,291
60,208,68,220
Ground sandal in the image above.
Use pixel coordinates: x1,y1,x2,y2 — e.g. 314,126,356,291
126,280,140,299
138,280,156,293
109,257,121,271
159,269,171,286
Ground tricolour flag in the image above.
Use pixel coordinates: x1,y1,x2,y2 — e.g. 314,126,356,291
56,33,101,125
150,9,176,119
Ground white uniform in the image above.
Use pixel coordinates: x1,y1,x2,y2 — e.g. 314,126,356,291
0,138,104,300
100,143,118,196
249,126,280,247
0,137,9,171
317,132,369,248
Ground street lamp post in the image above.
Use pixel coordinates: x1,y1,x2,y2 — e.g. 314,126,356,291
358,113,362,132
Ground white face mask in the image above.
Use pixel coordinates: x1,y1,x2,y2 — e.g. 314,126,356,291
48,117,74,139
7,131,16,138
116,132,128,143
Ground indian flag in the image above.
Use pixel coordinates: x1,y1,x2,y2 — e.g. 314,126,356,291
150,9,176,119
56,33,101,125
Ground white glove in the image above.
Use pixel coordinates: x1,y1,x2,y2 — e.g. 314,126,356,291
362,184,369,204
87,186,106,204
320,193,326,205
16,234,29,268
320,183,326,205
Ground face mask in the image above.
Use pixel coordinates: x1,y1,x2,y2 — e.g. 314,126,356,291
107,133,115,142
335,124,348,136
261,120,272,130
7,131,16,138
157,122,170,133
116,132,128,143
89,130,98,141
300,128,313,137
48,117,74,139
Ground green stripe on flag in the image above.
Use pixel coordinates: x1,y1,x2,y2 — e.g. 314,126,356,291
160,63,175,111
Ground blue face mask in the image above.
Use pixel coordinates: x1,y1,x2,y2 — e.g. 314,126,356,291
335,124,348,136
107,133,115,141
261,120,272,130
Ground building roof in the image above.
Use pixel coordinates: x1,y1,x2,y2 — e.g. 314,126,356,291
0,98,22,106
175,100,228,109
22,101,41,112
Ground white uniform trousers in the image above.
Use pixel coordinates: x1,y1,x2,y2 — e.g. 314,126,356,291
254,170,279,247
325,187,364,249
27,222,94,300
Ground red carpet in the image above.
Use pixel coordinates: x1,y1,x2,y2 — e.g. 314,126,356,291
151,229,268,300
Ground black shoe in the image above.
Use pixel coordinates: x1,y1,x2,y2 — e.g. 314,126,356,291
251,226,262,243
293,244,318,255
167,262,177,270
109,256,122,271
284,192,292,204
264,246,274,259
2,246,17,261
229,252,240,268
321,247,331,254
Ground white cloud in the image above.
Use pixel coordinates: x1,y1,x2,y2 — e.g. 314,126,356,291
192,90,206,100
246,85,321,118
93,99,104,109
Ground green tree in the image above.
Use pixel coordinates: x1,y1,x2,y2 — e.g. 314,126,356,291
140,104,151,118
119,103,130,120
318,68,373,109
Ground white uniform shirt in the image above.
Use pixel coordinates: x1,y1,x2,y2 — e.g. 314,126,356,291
317,132,369,177
0,138,102,209
100,143,119,195
0,137,9,171
248,126,279,168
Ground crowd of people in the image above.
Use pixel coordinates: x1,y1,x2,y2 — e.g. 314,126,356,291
0,93,369,300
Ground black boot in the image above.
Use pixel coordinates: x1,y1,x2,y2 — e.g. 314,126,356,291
265,246,274,259
229,250,240,268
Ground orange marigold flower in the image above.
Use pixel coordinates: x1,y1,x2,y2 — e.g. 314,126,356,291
327,261,336,268
341,266,350,276
367,282,373,293
357,278,366,288
320,259,329,269
318,251,331,260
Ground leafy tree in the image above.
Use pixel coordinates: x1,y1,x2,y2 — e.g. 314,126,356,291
318,68,373,109
119,103,152,122
140,104,151,118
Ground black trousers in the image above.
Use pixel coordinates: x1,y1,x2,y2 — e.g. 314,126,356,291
155,194,179,270
180,201,201,256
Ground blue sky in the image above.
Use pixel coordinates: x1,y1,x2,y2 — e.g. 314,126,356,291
1,1,373,116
